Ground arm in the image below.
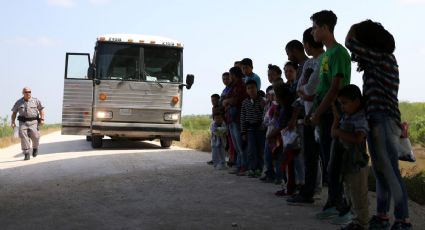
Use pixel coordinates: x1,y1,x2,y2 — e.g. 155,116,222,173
345,25,382,64
333,129,366,144
38,109,45,125
11,111,17,128
311,76,342,125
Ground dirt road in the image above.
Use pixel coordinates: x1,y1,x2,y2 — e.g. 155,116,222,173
0,132,424,230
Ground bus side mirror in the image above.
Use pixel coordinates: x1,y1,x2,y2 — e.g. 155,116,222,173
87,66,96,79
185,74,194,89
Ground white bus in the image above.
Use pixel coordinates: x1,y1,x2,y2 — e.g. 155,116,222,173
61,34,194,148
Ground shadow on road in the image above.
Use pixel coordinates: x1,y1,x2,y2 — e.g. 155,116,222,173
11,139,164,158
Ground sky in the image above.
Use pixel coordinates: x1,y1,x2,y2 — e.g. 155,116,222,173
1,0,424,123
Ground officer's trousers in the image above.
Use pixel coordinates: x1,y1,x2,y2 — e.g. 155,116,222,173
19,123,40,154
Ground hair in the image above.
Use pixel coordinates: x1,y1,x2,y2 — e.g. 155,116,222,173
222,72,230,77
285,40,304,52
273,81,295,105
354,20,395,54
303,27,323,49
268,64,282,75
234,61,241,65
240,58,253,68
211,94,220,99
352,20,395,72
258,90,266,98
245,79,258,89
338,84,364,105
266,85,274,93
229,66,244,79
284,61,298,70
310,10,337,33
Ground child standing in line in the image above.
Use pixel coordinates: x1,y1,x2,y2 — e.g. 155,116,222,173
210,112,228,170
240,80,265,177
266,81,296,196
207,94,223,165
331,84,369,230
220,72,236,167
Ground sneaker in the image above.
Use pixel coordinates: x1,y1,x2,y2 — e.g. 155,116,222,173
316,207,339,220
390,221,413,230
286,194,314,206
254,169,262,178
330,212,353,225
368,215,390,230
237,169,247,176
32,148,38,157
275,189,294,197
341,222,366,230
206,160,213,165
217,165,228,170
247,170,256,177
274,178,283,185
24,154,30,161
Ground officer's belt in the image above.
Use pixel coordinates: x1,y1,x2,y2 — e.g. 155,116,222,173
17,116,39,122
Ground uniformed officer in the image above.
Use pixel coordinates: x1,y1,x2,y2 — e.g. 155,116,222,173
11,87,45,160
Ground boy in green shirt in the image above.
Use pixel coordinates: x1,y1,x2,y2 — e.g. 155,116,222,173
308,10,352,225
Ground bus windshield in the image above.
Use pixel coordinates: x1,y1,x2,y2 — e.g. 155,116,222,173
96,43,182,83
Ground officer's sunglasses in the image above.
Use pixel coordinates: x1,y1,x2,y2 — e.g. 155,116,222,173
24,91,31,93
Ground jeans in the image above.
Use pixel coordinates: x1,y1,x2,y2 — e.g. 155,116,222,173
300,124,320,198
229,122,246,169
294,124,305,185
247,128,266,171
211,145,226,167
263,143,275,178
320,112,349,214
367,113,409,220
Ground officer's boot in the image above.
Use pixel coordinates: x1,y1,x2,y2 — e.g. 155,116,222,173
32,148,38,157
24,153,30,161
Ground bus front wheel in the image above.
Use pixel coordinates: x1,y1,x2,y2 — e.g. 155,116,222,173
91,135,103,148
160,139,172,148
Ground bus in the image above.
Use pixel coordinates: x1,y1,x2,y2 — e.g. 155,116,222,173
61,34,194,148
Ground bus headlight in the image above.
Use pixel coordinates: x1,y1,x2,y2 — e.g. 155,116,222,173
96,111,113,119
164,113,179,121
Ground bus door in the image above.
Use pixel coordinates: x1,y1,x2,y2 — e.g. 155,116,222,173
61,53,93,135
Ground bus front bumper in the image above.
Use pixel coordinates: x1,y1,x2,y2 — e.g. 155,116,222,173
91,122,183,140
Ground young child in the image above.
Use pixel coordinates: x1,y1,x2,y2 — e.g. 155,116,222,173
331,84,369,230
283,61,299,94
266,81,297,196
211,94,222,117
240,80,265,177
210,112,227,170
240,58,262,91
220,72,235,167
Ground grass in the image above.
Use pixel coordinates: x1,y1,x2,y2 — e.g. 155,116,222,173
175,115,212,152
0,116,61,148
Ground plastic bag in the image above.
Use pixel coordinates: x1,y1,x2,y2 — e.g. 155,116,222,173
398,121,416,162
281,129,300,150
399,137,416,162
13,126,19,139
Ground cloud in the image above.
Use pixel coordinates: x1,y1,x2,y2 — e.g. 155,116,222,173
46,0,76,8
0,36,61,47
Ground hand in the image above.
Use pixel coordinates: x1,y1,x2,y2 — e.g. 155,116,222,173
11,122,16,128
331,127,339,139
39,119,44,126
310,113,320,126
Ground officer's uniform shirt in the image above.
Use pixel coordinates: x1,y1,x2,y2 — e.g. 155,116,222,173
11,97,44,126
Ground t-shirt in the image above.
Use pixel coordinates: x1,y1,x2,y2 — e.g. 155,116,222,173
297,58,321,114
243,72,261,91
316,43,351,99
345,38,401,126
